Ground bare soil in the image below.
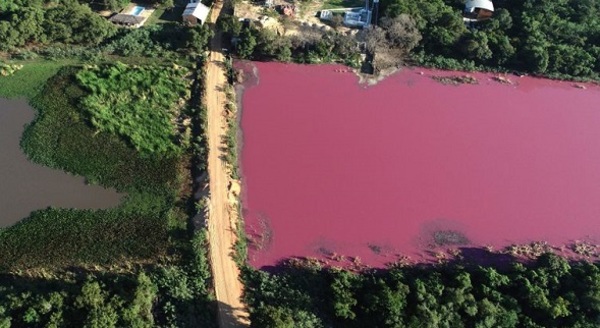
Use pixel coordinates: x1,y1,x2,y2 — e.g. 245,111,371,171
205,2,250,327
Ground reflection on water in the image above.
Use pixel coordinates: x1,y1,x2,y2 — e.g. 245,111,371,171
0,98,122,227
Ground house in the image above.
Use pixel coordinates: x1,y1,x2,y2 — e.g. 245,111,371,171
464,0,494,21
344,8,371,28
182,0,211,26
109,5,152,28
109,14,147,28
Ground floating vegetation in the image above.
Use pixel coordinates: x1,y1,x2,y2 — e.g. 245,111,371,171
431,74,478,85
505,241,552,258
571,241,597,257
432,230,470,246
448,248,462,257
368,243,382,255
317,247,334,257
254,216,273,251
387,255,412,268
492,75,513,85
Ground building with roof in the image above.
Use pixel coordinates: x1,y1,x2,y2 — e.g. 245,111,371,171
344,8,371,28
109,13,147,28
464,0,494,21
109,5,153,28
182,1,211,26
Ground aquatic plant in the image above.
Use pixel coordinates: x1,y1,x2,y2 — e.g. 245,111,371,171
432,230,470,246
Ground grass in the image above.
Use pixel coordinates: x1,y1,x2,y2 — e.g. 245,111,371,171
0,208,169,270
0,66,187,270
146,6,186,25
76,62,189,154
321,0,364,10
0,60,72,98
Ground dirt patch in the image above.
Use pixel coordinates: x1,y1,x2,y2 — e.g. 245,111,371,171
431,74,478,86
204,2,250,327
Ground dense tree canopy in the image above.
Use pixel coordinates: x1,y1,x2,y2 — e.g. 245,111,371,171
379,0,600,80
0,0,117,50
245,255,600,328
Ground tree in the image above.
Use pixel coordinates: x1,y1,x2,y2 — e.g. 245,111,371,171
330,271,358,320
460,30,492,61
122,273,158,328
381,14,422,53
236,28,257,59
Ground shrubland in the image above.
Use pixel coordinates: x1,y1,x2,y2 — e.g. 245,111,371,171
244,254,600,328
76,63,189,154
380,0,600,80
227,0,600,80
0,17,215,322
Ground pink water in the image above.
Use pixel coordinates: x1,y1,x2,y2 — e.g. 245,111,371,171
240,62,600,269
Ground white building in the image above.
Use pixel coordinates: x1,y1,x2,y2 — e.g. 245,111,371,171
344,8,371,28
182,1,211,26
464,0,494,21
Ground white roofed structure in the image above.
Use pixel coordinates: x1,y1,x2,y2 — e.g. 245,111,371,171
182,1,210,26
464,0,494,21
465,0,494,12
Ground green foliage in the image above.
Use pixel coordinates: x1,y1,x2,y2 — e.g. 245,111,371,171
1,66,183,270
237,28,258,59
244,254,600,327
0,259,216,327
76,62,189,155
378,0,600,80
22,67,180,192
0,60,68,99
226,20,361,66
0,208,168,270
0,0,116,51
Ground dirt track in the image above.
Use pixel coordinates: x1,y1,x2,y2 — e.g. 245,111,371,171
205,2,250,327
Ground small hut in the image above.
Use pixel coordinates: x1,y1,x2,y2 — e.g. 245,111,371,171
109,14,146,28
182,1,211,26
464,0,494,21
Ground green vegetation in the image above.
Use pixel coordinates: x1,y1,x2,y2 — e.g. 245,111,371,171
0,0,117,51
0,209,168,270
9,66,180,269
0,0,218,325
321,0,365,10
220,15,363,67
244,254,600,327
0,64,216,325
0,61,69,98
76,63,189,154
0,228,215,327
227,0,599,80
380,0,600,80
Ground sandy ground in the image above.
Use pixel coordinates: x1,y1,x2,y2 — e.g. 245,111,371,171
205,2,250,327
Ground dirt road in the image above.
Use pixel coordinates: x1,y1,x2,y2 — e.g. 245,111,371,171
205,2,250,327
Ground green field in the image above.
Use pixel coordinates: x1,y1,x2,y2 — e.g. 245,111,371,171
321,0,364,10
0,60,72,99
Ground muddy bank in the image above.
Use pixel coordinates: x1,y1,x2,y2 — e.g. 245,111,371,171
0,98,122,227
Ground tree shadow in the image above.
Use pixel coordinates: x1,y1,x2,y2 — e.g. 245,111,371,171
216,300,250,327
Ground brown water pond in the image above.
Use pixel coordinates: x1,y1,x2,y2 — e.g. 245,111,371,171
0,98,122,227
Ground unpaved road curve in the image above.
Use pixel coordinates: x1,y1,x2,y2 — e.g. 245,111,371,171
205,2,250,327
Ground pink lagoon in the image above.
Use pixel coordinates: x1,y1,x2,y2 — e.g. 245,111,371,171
239,61,600,269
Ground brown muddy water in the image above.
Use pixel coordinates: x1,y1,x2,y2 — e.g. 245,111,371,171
0,98,122,227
